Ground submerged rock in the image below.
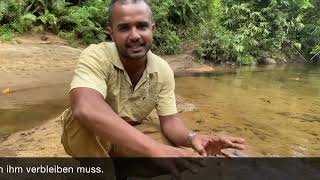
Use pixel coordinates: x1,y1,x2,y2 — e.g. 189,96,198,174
263,57,277,64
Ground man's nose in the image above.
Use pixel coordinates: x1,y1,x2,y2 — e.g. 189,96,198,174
129,28,141,41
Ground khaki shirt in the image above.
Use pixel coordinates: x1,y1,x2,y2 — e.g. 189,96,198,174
70,42,177,122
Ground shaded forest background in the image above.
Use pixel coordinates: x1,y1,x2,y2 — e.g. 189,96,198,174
0,0,319,65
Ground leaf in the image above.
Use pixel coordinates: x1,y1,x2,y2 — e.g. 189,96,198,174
0,1,9,15
234,44,244,53
249,39,259,46
21,13,37,22
2,88,10,95
52,0,67,14
311,45,320,55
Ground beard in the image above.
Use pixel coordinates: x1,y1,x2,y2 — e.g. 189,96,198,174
116,39,152,61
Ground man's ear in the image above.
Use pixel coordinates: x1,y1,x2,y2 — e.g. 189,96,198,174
108,27,115,41
152,23,156,33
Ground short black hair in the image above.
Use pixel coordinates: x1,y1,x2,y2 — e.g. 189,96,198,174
108,0,153,27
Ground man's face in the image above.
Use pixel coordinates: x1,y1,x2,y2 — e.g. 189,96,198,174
109,1,154,61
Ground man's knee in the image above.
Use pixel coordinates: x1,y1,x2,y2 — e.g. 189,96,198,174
110,123,173,157
60,109,110,157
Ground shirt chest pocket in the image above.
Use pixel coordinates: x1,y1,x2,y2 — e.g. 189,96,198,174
130,82,160,121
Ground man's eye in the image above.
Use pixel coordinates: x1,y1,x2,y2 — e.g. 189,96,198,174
118,26,129,32
139,26,148,30
138,24,149,30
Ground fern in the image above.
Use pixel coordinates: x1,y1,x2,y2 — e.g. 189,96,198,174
0,26,15,41
38,10,58,26
0,1,9,22
12,13,37,32
52,0,70,15
311,45,320,55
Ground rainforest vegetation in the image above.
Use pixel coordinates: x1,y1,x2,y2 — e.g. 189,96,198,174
0,0,319,65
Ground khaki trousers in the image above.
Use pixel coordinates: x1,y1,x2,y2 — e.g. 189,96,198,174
60,108,172,157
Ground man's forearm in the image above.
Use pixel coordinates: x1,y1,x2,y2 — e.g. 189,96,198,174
159,114,192,148
71,89,160,156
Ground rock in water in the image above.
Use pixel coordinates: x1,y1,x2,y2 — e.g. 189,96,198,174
264,57,277,64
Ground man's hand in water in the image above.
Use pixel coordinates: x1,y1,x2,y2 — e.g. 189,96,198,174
190,134,246,157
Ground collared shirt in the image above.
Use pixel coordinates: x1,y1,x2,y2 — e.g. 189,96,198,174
70,42,177,122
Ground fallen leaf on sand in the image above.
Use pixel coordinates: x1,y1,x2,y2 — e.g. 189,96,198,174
2,88,10,94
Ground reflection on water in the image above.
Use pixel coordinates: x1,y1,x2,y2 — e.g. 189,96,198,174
0,99,69,139
176,65,320,157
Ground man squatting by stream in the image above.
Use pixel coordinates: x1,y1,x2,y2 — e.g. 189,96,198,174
60,0,246,177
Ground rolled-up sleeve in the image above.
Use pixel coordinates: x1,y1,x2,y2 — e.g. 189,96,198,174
156,68,178,116
70,44,109,98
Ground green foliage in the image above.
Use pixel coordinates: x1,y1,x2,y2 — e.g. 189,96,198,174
311,45,320,55
196,23,256,65
0,1,9,22
298,0,320,63
151,0,210,53
38,10,58,27
12,13,37,32
0,0,319,63
197,0,319,65
154,30,181,54
0,0,109,44
0,26,15,41
311,44,320,63
62,0,108,44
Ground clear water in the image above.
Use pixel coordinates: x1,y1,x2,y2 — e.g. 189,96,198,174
0,83,69,140
0,99,69,139
1,65,319,157
175,65,320,157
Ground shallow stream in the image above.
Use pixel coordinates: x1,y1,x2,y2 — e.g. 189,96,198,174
1,65,319,156
176,65,320,156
